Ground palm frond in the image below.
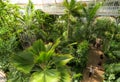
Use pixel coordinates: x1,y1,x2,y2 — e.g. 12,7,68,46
69,0,76,10
82,2,102,25
30,40,46,56
89,3,102,20
11,51,35,74
63,0,78,12
63,0,70,10
30,69,60,82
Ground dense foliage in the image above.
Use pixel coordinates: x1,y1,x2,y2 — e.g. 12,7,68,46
0,0,120,82
93,17,120,82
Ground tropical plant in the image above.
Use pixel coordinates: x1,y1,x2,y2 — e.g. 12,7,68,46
71,40,89,72
82,2,102,40
61,40,89,81
63,0,83,40
34,9,48,40
17,0,53,49
92,17,117,53
0,36,17,72
104,22,120,82
104,41,120,82
82,2,102,27
11,39,73,82
0,0,20,73
7,68,30,82
104,63,120,82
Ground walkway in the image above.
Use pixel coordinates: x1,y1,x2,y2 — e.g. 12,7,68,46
0,70,6,82
81,46,106,82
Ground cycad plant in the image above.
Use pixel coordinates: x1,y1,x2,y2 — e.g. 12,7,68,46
11,39,73,82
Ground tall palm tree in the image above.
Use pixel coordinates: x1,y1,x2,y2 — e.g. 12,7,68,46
63,0,83,40
82,2,102,40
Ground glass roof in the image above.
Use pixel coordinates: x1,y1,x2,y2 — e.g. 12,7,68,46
10,0,63,4
8,0,120,16
8,0,94,14
9,0,93,4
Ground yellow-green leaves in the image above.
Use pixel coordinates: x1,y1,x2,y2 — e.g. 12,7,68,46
54,54,73,66
12,39,73,82
31,40,46,55
12,51,35,74
30,69,60,82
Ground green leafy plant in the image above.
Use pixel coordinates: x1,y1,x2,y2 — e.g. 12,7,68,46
11,39,73,82
104,63,120,82
82,2,102,40
104,22,120,82
66,40,89,81
63,0,83,40
74,40,89,71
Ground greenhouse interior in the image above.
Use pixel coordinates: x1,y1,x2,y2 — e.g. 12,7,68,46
0,0,120,82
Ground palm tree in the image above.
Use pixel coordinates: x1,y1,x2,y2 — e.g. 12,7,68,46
63,0,83,40
63,0,102,41
11,39,73,82
82,2,102,40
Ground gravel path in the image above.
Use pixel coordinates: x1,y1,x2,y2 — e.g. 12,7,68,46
81,47,106,82
0,70,6,82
